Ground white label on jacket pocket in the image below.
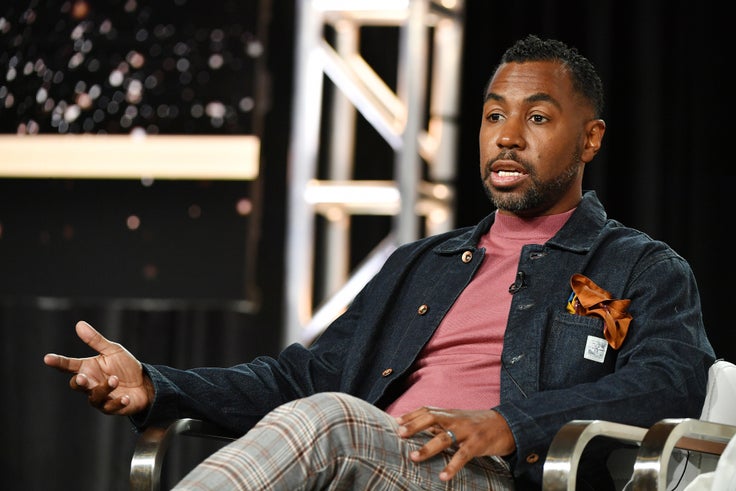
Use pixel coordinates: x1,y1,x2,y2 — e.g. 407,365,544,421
584,335,607,363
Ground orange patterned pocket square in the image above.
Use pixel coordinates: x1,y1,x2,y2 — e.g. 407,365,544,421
566,273,632,349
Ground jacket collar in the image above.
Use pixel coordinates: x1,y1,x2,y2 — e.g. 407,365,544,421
433,190,608,255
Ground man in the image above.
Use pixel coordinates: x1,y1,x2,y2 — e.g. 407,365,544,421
44,35,715,490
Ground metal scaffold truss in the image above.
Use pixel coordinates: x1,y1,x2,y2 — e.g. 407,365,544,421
284,0,465,346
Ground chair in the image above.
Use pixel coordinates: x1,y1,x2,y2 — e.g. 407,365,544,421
542,359,736,491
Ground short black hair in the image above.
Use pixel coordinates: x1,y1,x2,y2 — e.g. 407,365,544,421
486,34,605,118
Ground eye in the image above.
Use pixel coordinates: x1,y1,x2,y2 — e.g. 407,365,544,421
529,114,548,124
485,112,504,123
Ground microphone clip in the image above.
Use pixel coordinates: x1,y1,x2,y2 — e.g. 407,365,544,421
508,271,526,294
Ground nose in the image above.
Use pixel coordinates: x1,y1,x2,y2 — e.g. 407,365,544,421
495,117,525,149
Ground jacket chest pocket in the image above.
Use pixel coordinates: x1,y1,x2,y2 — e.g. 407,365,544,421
540,312,616,389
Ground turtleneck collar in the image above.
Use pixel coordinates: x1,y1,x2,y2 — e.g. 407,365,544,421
490,208,576,242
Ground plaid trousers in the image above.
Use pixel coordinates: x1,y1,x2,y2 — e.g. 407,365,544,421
172,392,514,490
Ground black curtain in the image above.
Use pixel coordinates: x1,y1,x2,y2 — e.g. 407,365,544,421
5,1,734,490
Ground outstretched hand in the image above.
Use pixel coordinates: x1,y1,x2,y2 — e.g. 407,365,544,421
396,407,516,481
43,320,154,416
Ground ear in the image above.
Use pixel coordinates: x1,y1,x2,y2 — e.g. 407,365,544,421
581,119,606,163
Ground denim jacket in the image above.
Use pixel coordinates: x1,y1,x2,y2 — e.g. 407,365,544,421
141,190,715,487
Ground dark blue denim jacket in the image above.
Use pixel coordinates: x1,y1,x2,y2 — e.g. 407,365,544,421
140,191,715,487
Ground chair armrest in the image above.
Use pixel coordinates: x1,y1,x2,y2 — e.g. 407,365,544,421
631,417,736,491
542,419,648,491
130,418,237,491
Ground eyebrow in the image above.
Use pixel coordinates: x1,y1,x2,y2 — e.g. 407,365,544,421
484,91,562,111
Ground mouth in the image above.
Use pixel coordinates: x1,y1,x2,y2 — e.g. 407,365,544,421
488,159,528,188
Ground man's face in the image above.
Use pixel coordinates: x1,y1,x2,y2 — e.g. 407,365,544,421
479,60,604,217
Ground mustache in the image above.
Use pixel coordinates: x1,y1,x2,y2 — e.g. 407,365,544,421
491,150,521,165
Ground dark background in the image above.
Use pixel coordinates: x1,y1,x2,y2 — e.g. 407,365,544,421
2,1,733,489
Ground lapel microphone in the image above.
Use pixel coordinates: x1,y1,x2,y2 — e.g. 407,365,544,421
508,271,526,294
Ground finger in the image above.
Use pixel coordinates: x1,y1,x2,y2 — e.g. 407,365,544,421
87,375,117,408
75,321,120,356
395,407,429,425
396,406,446,425
44,353,83,374
70,372,99,392
439,448,475,482
398,411,442,438
426,425,443,436
91,379,133,415
100,394,132,414
108,374,120,390
410,429,455,462
70,372,86,390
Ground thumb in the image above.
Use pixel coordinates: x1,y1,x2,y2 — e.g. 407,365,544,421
75,320,118,356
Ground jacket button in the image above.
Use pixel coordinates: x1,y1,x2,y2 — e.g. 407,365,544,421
461,251,473,263
381,368,393,377
525,453,539,464
417,304,429,315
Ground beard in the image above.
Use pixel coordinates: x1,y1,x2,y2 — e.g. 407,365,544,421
483,146,583,215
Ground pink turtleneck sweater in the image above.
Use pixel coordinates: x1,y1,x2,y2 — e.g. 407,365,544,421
385,209,573,416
